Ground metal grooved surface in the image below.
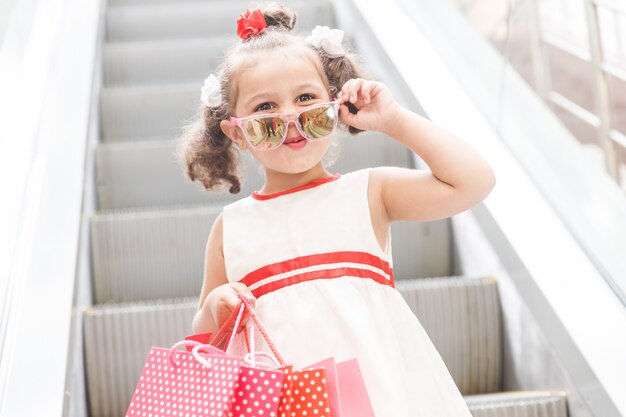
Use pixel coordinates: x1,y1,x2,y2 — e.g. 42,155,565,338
83,298,197,417
396,275,502,395
106,2,335,41
91,206,221,303
85,277,504,417
464,391,568,417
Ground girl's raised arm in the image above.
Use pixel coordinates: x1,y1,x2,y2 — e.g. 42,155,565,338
338,79,496,223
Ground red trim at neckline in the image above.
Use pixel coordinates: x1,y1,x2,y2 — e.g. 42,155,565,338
251,173,341,200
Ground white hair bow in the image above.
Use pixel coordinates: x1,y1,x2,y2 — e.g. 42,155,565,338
200,74,223,107
305,25,345,57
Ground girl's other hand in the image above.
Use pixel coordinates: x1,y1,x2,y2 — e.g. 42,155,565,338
337,78,402,134
203,282,256,333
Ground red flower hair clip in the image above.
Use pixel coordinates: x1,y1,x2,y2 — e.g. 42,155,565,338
236,9,267,41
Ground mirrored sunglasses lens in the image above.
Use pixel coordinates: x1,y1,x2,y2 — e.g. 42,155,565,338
244,117,285,149
299,105,336,139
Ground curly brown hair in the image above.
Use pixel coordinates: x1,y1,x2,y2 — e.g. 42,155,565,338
177,2,366,194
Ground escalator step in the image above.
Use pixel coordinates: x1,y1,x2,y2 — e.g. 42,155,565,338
397,276,501,395
100,83,198,141
84,275,499,417
95,138,262,209
103,33,358,87
91,205,220,304
106,1,335,42
94,132,410,209
103,37,229,87
90,206,449,304
464,391,568,417
83,297,197,417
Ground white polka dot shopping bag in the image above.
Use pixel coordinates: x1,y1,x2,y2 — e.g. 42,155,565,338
125,343,244,417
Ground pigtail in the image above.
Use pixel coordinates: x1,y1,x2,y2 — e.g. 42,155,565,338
319,50,366,135
177,104,242,194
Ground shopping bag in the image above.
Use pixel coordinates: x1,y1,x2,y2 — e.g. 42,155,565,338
277,365,332,417
225,296,333,417
308,358,375,417
185,295,288,416
308,358,340,414
232,357,286,415
214,296,289,416
125,340,243,417
127,298,284,417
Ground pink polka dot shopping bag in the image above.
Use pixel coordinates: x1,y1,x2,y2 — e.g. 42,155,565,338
125,342,244,417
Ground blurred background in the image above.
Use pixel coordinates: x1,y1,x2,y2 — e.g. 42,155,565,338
452,0,626,187
0,0,625,417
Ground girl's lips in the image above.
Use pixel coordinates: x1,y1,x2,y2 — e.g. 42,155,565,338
284,136,305,144
285,137,307,150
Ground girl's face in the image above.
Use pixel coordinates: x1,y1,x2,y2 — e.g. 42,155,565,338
221,46,333,176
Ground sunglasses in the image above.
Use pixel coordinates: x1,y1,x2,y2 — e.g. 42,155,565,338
229,100,340,151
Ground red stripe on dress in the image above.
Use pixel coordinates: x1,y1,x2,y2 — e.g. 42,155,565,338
250,266,393,298
240,251,393,287
251,173,341,200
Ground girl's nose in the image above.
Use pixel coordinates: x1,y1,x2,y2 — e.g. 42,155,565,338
284,119,301,137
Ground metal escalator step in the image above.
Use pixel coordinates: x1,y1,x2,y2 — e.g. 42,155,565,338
106,1,336,42
83,298,197,417
91,205,220,304
92,133,449,301
90,202,448,304
103,33,358,87
95,132,410,209
95,138,263,209
84,276,500,417
100,83,197,141
464,391,568,417
103,37,229,86
108,0,204,5
396,276,501,395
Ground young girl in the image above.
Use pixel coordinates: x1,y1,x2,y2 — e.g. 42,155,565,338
178,4,495,416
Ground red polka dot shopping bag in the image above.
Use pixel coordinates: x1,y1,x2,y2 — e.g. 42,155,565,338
277,365,332,417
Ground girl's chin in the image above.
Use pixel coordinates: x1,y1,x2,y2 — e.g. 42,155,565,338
251,143,330,173
263,160,323,175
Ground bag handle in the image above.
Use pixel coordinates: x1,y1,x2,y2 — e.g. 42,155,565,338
238,295,286,367
209,300,246,351
168,340,224,368
244,351,281,369
210,293,286,367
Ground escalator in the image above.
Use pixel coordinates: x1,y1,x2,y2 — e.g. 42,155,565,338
76,1,569,416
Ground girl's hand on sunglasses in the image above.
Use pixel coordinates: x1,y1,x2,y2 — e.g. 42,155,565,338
337,78,402,134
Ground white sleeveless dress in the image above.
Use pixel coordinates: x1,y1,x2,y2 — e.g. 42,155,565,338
222,168,473,417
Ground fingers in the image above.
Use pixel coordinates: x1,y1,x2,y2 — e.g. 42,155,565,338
230,282,256,306
361,81,375,104
338,78,379,105
208,282,257,332
228,282,256,332
339,102,358,126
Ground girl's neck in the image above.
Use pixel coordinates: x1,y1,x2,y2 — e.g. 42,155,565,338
259,163,334,195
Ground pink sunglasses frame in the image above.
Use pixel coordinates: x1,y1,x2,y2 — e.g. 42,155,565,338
229,99,340,151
